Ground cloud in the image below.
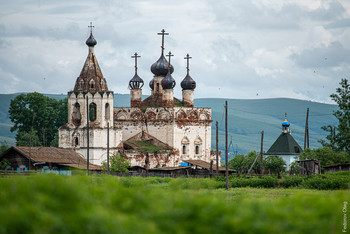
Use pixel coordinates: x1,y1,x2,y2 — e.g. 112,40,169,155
290,41,350,68
0,0,349,104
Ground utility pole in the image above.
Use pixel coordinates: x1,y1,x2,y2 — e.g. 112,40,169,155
107,122,110,174
304,108,309,150
86,96,90,173
225,101,228,190
216,121,219,175
260,131,264,175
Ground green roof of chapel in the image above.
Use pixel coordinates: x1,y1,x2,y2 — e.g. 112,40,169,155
265,133,303,155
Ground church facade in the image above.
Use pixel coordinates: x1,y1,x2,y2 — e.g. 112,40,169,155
59,28,214,168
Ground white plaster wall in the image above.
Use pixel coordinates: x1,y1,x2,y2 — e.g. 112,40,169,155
67,91,114,129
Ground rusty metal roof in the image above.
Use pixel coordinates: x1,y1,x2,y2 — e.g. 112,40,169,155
183,160,234,172
9,146,100,170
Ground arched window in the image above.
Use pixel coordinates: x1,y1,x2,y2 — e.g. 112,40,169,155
89,79,95,89
74,137,79,147
194,136,202,155
72,103,81,125
79,80,84,89
105,103,110,120
181,137,190,155
195,145,199,155
89,103,97,121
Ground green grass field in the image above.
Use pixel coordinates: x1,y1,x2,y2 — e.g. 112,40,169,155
0,175,348,234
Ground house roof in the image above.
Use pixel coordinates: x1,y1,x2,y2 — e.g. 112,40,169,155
265,133,303,155
183,160,234,172
1,146,100,170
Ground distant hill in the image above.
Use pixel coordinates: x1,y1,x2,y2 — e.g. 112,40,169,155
0,93,337,157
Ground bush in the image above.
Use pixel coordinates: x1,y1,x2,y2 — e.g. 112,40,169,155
280,176,304,188
301,175,350,190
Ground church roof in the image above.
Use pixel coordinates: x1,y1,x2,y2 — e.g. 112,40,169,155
265,133,303,155
140,94,182,108
73,32,108,93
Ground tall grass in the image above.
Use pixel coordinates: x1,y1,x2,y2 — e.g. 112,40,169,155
0,175,348,233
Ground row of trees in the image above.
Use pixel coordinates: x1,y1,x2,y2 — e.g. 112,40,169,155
227,151,286,175
9,92,67,147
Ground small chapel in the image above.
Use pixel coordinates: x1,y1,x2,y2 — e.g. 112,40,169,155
58,27,215,168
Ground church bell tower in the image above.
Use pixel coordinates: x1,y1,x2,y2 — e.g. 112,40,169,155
59,23,122,165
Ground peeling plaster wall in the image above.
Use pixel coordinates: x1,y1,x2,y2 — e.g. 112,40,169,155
59,91,122,165
114,107,212,165
124,150,180,168
59,127,122,165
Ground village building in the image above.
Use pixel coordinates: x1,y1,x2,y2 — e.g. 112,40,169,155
265,114,303,169
58,27,214,168
0,146,100,173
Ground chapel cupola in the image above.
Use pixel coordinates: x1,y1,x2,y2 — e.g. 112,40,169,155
150,29,174,95
150,29,174,77
181,54,196,107
73,22,108,93
161,51,176,107
282,113,291,133
129,53,144,107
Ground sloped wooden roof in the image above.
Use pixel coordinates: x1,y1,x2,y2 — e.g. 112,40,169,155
265,133,303,155
2,146,100,170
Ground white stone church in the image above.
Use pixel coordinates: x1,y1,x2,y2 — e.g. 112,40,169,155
59,28,214,168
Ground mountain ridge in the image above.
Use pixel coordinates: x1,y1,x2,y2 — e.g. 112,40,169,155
0,93,338,156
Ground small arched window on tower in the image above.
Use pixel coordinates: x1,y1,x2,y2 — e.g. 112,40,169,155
194,136,202,155
156,83,160,92
74,137,79,147
72,103,81,126
89,103,97,121
79,80,84,89
181,137,190,155
105,103,110,120
89,79,95,89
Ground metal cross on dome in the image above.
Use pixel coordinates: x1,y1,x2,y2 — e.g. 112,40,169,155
88,22,94,34
166,51,174,70
157,29,169,54
184,54,192,74
131,53,141,73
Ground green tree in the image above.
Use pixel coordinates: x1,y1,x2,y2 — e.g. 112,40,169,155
298,147,350,169
0,158,10,169
0,142,9,154
101,152,131,173
320,79,350,152
8,93,67,147
263,155,286,175
16,129,42,147
228,151,260,174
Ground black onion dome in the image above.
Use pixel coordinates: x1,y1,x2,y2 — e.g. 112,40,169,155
151,54,174,76
86,33,97,47
181,74,196,90
129,73,144,89
149,79,154,90
161,72,176,90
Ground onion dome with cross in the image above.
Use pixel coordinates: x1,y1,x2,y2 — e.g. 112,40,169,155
150,29,174,77
282,113,290,127
161,52,176,90
181,54,196,90
86,23,97,47
128,53,144,89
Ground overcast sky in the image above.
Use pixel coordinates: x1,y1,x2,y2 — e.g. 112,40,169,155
1,0,350,103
